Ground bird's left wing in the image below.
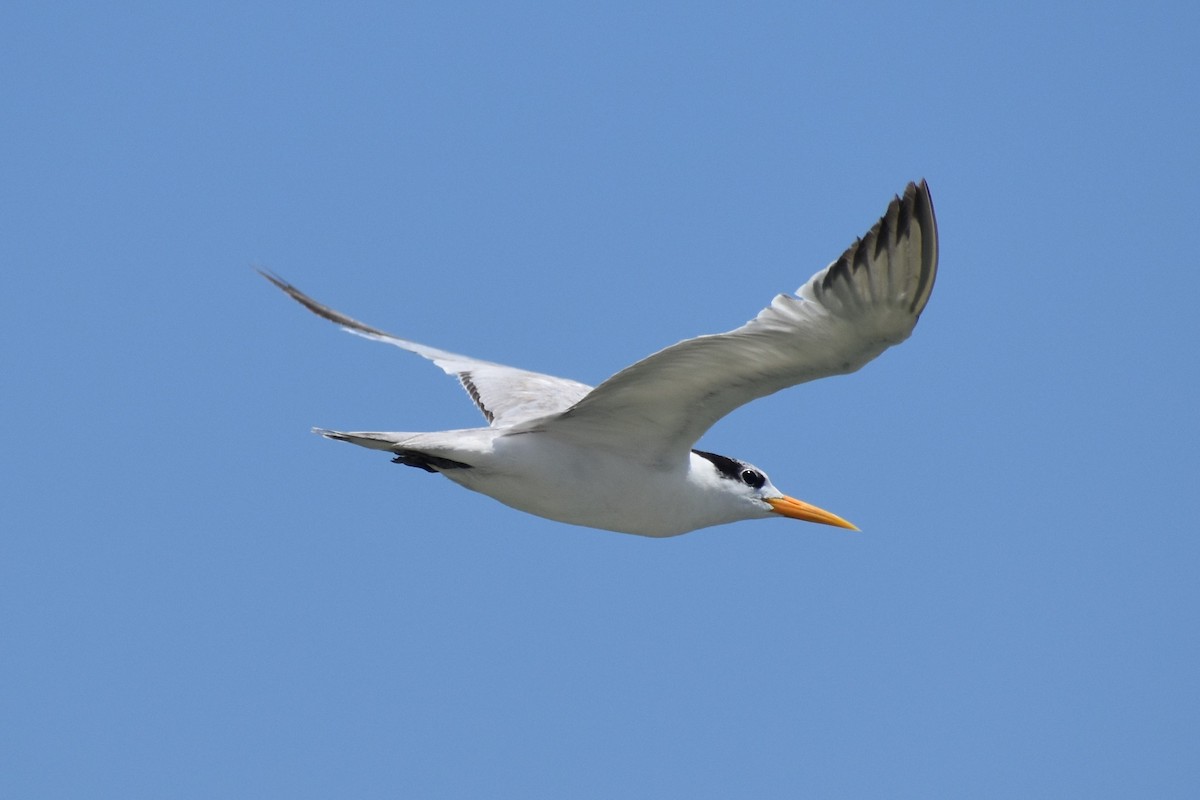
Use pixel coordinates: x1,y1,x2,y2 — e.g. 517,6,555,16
528,180,938,466
260,271,592,427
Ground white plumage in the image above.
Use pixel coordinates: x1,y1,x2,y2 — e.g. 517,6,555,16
263,180,938,536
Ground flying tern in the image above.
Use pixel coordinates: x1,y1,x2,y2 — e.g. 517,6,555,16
263,180,937,536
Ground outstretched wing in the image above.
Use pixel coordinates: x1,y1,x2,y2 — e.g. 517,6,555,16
530,180,938,466
260,272,592,427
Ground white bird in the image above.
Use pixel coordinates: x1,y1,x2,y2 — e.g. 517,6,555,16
263,180,937,537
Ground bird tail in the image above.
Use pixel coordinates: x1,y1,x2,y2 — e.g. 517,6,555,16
312,427,409,451
312,428,475,472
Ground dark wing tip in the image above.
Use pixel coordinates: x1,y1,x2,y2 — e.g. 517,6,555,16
904,179,938,315
257,269,394,338
256,267,288,291
819,180,938,316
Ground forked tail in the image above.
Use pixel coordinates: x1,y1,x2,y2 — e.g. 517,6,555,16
312,428,472,472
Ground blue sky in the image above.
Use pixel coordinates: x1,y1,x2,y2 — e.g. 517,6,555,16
3,2,1198,797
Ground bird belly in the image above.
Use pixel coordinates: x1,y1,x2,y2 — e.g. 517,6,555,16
442,435,700,537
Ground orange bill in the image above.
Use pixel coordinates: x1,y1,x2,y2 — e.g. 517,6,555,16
767,496,858,531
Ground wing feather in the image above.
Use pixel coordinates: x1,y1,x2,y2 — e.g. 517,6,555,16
260,271,592,427
531,180,938,466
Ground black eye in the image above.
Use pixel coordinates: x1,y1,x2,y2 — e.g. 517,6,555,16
740,469,765,489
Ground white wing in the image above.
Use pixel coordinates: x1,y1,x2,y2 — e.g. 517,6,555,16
529,180,938,467
260,272,592,427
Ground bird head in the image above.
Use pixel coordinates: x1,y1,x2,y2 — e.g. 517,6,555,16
690,450,858,531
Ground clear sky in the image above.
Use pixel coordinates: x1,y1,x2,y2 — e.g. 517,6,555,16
4,2,1198,797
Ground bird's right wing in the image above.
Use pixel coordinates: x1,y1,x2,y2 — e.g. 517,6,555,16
260,272,593,427
527,181,938,467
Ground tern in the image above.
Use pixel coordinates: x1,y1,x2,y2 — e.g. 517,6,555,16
263,180,937,537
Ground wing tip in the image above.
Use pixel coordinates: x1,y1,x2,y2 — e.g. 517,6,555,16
258,269,396,339
257,268,310,303
906,179,939,316
811,179,939,319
